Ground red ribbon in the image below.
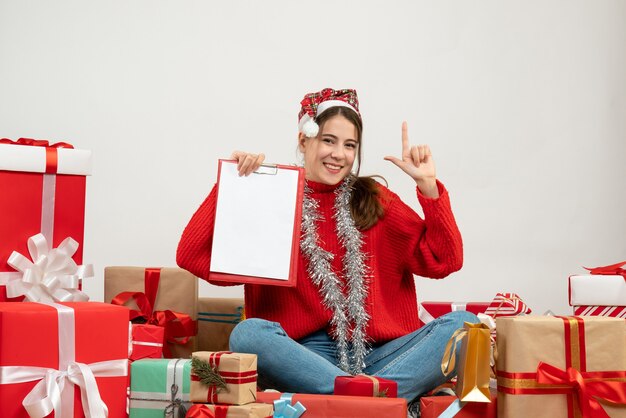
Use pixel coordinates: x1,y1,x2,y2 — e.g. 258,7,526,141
207,351,227,403
584,261,626,280
0,137,74,149
111,268,196,357
185,403,272,418
1,137,74,174
536,362,626,418
185,404,229,418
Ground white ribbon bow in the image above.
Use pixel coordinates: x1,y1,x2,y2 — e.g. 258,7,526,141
5,233,92,302
0,359,128,418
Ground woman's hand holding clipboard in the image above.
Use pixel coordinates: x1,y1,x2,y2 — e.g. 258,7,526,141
209,158,304,287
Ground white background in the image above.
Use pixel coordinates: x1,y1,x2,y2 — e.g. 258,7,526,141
1,1,624,315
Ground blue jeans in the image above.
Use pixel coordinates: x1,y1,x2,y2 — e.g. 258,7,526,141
229,310,478,402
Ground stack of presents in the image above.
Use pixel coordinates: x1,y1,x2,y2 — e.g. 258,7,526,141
0,138,625,417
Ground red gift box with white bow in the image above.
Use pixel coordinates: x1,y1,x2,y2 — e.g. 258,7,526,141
0,302,129,417
0,138,92,302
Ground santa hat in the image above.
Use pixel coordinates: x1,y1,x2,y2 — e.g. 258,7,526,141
298,88,360,137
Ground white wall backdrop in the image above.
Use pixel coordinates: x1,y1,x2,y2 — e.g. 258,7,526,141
1,0,624,315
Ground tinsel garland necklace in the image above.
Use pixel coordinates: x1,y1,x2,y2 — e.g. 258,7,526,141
300,177,370,374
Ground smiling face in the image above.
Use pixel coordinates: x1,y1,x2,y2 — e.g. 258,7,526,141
299,114,359,185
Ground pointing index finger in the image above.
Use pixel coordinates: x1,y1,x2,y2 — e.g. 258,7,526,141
402,121,410,156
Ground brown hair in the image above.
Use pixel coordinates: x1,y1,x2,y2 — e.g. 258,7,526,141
314,107,385,230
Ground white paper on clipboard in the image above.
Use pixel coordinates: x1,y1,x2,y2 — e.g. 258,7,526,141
210,161,300,281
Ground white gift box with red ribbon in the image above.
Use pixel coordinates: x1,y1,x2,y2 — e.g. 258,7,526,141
569,275,626,306
568,262,626,307
0,141,92,175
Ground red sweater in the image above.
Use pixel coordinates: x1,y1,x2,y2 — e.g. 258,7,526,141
176,179,463,343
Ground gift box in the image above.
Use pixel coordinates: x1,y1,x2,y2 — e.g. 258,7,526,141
190,351,257,405
0,138,92,302
419,302,490,325
483,293,531,317
256,391,407,418
420,390,497,418
333,375,398,398
197,297,244,352
496,316,626,417
130,323,165,361
105,266,198,358
569,275,626,306
185,403,273,418
129,358,191,417
0,301,129,417
573,305,626,318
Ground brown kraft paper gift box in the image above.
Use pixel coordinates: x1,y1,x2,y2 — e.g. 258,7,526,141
191,351,257,405
197,297,244,352
496,316,626,417
104,266,198,358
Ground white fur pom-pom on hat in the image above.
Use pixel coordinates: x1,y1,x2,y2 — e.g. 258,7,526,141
298,88,360,136
301,117,319,138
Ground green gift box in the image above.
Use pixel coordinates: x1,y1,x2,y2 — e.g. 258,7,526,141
130,358,192,418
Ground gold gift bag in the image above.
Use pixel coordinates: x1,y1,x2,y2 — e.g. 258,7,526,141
442,321,492,402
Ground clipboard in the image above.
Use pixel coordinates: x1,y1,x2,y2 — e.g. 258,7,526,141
209,159,305,287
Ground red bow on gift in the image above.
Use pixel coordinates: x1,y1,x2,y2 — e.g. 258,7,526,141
536,362,626,418
0,137,74,149
186,404,230,418
111,268,196,357
584,261,626,280
112,291,196,357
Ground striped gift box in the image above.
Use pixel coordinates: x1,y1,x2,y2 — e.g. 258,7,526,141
484,293,531,317
573,305,626,318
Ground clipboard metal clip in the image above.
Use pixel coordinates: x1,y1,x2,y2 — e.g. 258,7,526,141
253,164,278,175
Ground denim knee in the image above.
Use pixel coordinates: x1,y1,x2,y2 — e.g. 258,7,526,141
444,310,480,329
229,318,280,352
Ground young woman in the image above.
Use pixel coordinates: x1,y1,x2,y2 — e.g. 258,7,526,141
177,88,477,406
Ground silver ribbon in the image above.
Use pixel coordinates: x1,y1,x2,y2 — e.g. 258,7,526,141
0,303,128,417
4,233,92,302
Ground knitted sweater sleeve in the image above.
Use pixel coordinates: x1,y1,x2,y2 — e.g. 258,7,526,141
176,184,238,286
381,180,463,279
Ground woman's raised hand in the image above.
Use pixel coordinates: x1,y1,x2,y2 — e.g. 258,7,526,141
230,150,266,176
384,122,439,198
